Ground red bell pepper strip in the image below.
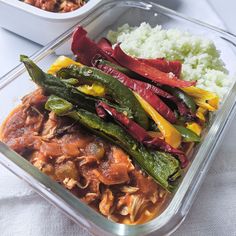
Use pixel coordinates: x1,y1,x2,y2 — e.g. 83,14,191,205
133,80,173,99
97,101,148,142
137,81,190,116
97,37,114,56
94,58,192,119
95,61,177,123
71,26,116,66
93,58,174,99
112,45,196,88
97,38,182,77
138,58,182,78
175,99,189,116
96,105,107,119
96,101,188,168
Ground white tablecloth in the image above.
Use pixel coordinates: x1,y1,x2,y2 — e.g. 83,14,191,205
0,1,236,235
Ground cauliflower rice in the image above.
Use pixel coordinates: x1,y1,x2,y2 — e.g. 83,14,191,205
107,23,231,98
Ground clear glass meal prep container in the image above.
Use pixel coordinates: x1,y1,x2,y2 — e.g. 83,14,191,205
1,1,236,235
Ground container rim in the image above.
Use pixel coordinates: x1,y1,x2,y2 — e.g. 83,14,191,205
0,0,103,21
1,1,236,235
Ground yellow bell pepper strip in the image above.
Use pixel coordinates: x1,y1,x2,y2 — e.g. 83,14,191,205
47,56,83,75
186,122,202,136
196,107,208,122
48,56,106,97
181,86,219,111
133,92,181,148
208,96,219,109
77,83,105,97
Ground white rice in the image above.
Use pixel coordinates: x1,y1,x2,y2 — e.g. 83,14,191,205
107,23,231,98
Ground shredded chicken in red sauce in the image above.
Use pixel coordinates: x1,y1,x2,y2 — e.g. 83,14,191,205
0,89,169,224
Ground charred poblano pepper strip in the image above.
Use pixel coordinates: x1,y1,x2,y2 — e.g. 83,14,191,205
20,55,133,118
20,55,96,112
94,59,136,78
174,125,201,142
45,95,73,115
97,101,188,168
165,87,197,113
57,65,149,129
61,78,79,85
45,95,181,191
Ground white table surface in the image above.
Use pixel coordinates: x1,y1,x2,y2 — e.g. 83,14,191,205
0,0,236,235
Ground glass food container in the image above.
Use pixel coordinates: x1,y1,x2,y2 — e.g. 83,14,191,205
1,1,236,235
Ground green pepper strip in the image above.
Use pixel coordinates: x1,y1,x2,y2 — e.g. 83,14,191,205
45,95,181,192
20,55,133,118
57,65,149,129
174,125,201,142
61,78,79,85
165,87,197,113
96,59,137,78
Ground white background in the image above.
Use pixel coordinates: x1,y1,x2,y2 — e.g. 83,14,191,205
0,0,236,235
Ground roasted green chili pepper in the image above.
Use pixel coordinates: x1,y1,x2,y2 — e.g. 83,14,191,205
20,55,96,112
174,125,201,142
45,95,73,115
61,78,79,85
45,95,181,192
165,87,197,113
95,59,136,77
20,55,133,118
57,65,149,129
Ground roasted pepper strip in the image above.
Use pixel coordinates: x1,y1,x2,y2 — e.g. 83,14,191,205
45,95,181,191
174,125,201,142
20,55,132,118
97,37,114,56
138,58,182,78
112,44,196,88
186,122,202,136
20,55,96,112
61,78,79,85
71,26,116,66
94,59,176,99
133,92,181,148
48,56,106,97
92,58,136,78
97,59,190,117
97,101,188,168
57,65,149,129
47,56,83,75
181,86,219,111
45,95,73,115
196,107,207,122
165,87,197,114
95,61,177,123
77,83,106,97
